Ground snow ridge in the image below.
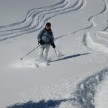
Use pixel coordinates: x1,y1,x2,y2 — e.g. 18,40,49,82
73,68,108,108
94,75,108,108
83,32,108,53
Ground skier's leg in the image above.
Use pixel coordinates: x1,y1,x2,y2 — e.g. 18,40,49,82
36,45,44,61
44,44,50,61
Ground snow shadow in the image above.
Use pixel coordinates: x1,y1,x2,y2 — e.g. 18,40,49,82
7,99,73,108
52,53,90,62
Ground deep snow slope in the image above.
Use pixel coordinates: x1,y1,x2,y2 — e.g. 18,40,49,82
0,0,108,107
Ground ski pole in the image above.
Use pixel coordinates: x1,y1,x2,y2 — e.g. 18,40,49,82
20,45,40,60
54,48,58,57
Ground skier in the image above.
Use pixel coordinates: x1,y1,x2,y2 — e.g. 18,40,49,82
36,22,56,64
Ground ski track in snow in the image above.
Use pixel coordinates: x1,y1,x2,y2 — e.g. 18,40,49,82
52,0,108,54
0,0,86,41
83,31,108,53
83,32,108,53
78,0,108,54
72,0,107,34
1,0,108,54
96,31,108,42
58,0,108,54
1,0,108,107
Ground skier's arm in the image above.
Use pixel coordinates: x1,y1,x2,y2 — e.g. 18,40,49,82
51,31,54,43
37,29,45,45
51,31,56,48
37,29,44,41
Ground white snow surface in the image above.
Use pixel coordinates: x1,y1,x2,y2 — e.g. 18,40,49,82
94,76,108,108
0,0,108,108
85,32,108,53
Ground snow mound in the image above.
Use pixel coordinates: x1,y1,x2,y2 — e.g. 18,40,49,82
96,31,108,41
11,59,36,69
94,76,108,108
34,61,49,67
11,58,50,69
84,32,108,53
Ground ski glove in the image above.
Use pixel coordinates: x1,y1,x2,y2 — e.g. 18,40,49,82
51,43,56,48
39,40,44,45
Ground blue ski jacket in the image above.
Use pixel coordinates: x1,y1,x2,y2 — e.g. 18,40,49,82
37,28,54,44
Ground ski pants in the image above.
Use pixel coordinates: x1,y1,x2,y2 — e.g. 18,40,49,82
37,44,50,61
